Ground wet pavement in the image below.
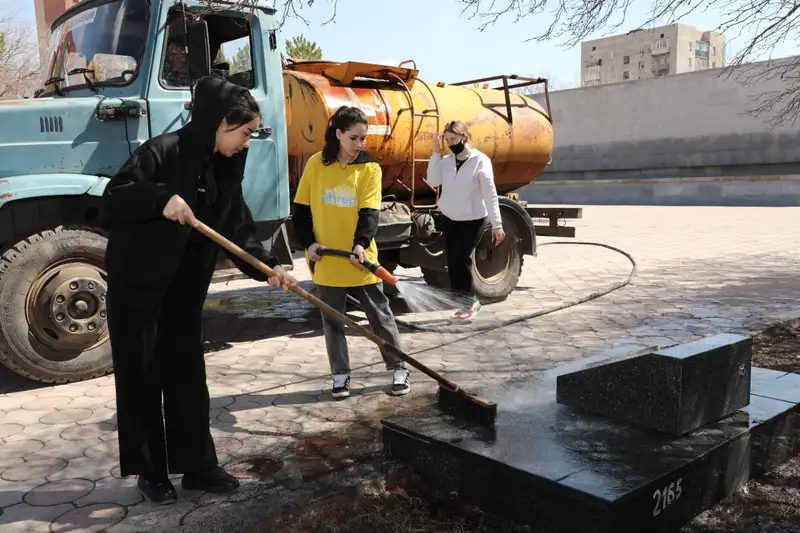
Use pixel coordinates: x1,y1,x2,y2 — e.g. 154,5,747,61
2,205,800,532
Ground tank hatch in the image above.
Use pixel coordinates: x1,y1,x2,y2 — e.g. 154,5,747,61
285,59,420,88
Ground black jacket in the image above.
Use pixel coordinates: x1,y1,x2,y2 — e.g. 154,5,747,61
102,76,280,298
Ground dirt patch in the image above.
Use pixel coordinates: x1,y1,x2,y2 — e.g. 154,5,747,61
248,326,800,533
751,324,800,374
263,465,533,533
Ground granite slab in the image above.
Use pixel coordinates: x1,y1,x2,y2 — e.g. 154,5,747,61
381,350,800,533
555,334,752,435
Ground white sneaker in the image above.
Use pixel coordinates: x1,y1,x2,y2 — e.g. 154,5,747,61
331,373,351,399
390,367,411,396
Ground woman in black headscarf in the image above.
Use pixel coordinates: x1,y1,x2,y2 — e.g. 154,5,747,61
102,76,297,504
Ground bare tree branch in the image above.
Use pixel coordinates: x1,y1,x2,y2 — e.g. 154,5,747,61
0,8,42,98
457,0,800,125
195,0,339,28
512,69,578,95
735,56,800,128
320,0,338,26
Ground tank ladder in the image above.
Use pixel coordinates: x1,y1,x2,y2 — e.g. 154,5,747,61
388,60,441,209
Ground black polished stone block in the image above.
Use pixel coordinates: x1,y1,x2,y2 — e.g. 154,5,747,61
381,348,800,533
555,334,752,435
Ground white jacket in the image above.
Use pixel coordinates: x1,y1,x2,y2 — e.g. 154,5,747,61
425,148,503,228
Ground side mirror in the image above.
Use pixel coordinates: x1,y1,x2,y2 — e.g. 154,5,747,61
185,19,211,79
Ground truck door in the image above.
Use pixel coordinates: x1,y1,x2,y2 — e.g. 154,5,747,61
145,7,289,225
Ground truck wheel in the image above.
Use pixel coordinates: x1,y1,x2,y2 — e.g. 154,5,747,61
0,227,113,384
471,214,523,303
420,213,524,303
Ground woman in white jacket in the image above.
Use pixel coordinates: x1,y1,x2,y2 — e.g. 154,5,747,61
426,120,505,320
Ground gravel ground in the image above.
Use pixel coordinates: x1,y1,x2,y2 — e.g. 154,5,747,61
249,326,800,533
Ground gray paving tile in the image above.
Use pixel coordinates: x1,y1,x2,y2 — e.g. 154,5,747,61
0,502,74,532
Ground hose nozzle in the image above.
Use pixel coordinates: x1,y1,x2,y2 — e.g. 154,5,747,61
361,259,399,286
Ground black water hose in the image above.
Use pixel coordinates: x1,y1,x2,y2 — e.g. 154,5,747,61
345,241,638,335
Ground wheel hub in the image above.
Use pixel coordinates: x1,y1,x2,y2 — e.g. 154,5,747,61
27,262,109,352
51,277,107,334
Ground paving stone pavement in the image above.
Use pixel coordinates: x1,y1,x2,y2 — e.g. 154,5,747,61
2,205,800,532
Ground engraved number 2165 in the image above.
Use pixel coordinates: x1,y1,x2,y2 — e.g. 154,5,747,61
652,478,683,517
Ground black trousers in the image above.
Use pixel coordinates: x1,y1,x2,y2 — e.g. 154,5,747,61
439,215,486,298
107,240,219,480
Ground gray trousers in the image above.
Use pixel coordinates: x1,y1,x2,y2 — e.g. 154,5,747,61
316,282,405,374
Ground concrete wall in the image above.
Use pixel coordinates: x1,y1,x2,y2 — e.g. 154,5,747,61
520,176,800,206
520,57,800,206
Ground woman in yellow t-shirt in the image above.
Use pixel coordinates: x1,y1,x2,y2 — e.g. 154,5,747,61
292,106,410,399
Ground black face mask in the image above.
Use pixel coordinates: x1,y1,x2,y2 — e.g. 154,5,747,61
449,141,465,155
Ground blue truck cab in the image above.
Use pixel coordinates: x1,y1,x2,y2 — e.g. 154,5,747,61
0,0,291,383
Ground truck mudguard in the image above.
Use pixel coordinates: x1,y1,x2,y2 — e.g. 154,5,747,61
498,196,537,256
0,174,109,208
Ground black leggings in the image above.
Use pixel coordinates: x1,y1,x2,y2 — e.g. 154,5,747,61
439,215,486,298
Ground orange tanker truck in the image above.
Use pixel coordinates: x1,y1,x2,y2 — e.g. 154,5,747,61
281,59,573,302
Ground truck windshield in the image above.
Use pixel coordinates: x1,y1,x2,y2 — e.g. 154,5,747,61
42,0,149,94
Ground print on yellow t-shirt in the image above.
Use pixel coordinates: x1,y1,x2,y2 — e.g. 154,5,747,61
323,184,358,208
293,151,382,288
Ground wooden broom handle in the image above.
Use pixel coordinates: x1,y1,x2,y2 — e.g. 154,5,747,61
192,220,459,390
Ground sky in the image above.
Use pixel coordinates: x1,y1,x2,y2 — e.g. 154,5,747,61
7,0,800,87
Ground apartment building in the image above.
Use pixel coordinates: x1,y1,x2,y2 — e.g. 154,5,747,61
581,24,726,86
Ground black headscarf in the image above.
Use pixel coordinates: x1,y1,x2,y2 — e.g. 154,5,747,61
177,76,252,206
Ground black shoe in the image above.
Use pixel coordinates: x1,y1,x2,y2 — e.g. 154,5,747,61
137,476,177,504
182,466,240,494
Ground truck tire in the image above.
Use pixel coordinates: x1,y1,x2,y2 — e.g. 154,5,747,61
0,227,113,384
421,212,524,303
471,213,524,303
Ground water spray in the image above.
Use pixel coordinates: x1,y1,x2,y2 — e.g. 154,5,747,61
340,241,639,335
309,248,470,314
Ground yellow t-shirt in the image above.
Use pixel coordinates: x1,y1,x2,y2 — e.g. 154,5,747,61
293,151,382,287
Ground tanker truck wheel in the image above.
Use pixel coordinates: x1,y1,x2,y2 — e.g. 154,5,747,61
421,213,523,303
0,227,113,384
471,214,523,303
